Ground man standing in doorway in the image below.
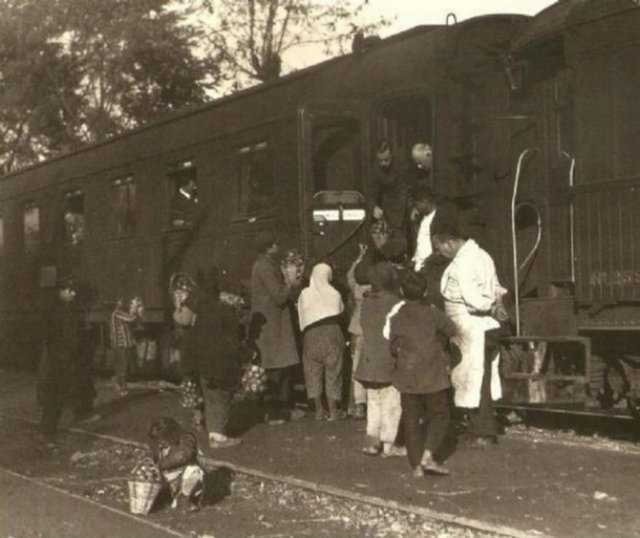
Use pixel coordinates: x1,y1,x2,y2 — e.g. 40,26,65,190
370,141,411,261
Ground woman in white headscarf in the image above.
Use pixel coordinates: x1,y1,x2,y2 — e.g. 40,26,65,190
298,262,345,420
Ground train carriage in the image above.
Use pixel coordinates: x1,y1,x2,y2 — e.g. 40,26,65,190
2,0,640,420
0,12,524,370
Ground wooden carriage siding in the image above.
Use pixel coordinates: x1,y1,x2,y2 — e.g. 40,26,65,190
1,0,640,372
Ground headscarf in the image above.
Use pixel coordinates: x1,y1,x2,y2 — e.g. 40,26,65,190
297,263,344,331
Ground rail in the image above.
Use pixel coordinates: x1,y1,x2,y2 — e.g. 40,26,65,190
562,151,576,283
511,148,538,336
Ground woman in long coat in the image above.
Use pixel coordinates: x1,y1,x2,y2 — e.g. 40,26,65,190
249,231,300,423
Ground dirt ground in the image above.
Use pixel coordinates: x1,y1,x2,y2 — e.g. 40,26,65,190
1,370,640,538
0,417,501,538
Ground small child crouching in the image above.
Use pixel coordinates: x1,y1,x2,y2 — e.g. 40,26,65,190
386,271,458,478
148,417,205,511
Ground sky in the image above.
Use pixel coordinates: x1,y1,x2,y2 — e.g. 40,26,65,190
287,0,557,69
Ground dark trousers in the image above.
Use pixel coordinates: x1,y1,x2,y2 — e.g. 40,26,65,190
401,389,450,467
468,341,501,438
265,366,293,420
201,379,234,436
39,376,94,434
112,347,131,388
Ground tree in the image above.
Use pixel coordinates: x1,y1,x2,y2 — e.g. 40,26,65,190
190,0,389,89
0,0,219,173
0,0,79,172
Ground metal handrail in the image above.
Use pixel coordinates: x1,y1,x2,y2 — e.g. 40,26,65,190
516,201,542,272
562,151,576,283
511,148,538,336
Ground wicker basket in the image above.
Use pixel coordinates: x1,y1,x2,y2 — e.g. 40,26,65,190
128,480,163,515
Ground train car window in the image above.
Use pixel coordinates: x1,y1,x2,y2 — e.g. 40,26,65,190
612,46,640,178
169,160,198,227
375,95,432,164
312,120,360,192
111,175,136,236
63,189,85,245
23,203,40,254
237,142,274,215
554,71,575,159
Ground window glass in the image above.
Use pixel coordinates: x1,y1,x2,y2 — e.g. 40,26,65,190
375,96,432,164
312,119,360,192
237,142,274,214
111,176,136,236
169,160,198,227
24,203,40,253
63,189,85,244
612,46,640,178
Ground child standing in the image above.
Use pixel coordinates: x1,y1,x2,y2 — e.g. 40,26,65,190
354,262,405,457
110,296,143,396
386,271,457,478
346,244,370,419
298,263,345,421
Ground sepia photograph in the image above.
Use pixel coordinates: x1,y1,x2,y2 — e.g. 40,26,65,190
1,1,639,536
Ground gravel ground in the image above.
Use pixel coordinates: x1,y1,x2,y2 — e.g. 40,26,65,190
0,417,502,538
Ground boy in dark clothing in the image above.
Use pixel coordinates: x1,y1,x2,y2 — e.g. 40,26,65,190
386,270,458,478
38,277,97,435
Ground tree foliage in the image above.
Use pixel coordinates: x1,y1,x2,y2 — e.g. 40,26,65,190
190,0,389,88
0,0,218,173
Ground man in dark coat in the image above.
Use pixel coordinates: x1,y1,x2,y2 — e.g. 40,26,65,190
184,268,242,448
37,276,97,436
249,231,300,424
171,178,199,227
371,141,411,261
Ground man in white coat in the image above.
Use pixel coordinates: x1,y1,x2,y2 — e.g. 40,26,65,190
433,229,508,447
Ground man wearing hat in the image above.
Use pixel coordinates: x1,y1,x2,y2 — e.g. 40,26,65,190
249,231,301,424
37,276,97,435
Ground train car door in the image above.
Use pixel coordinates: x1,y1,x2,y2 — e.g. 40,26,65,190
297,103,367,274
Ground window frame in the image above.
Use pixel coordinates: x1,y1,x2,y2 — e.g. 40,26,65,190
110,175,137,237
0,211,4,256
234,140,276,218
62,188,86,245
23,201,41,254
372,91,435,166
167,159,198,228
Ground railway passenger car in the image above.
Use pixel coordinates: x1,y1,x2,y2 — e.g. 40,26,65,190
1,0,640,420
0,10,526,370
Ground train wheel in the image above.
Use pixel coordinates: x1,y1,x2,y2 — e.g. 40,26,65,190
627,397,640,420
603,360,630,410
590,355,628,410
